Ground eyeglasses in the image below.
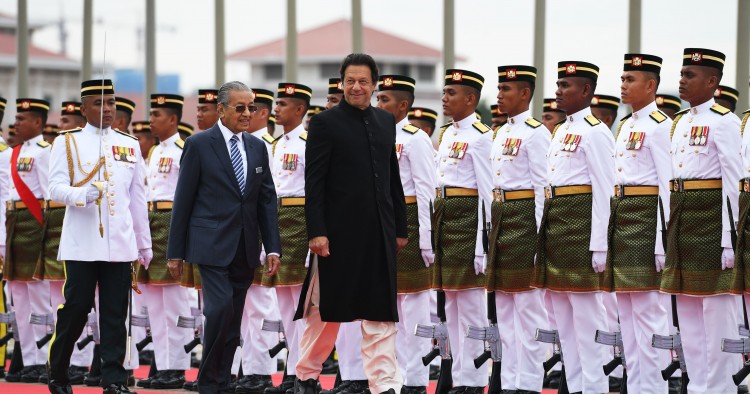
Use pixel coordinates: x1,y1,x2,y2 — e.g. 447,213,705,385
344,79,372,87
229,104,258,113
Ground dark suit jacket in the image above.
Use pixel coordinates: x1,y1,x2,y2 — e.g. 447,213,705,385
167,124,281,267
295,99,407,322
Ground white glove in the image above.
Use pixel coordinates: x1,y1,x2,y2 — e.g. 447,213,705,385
592,251,607,273
259,248,267,266
85,184,101,203
138,248,153,270
474,255,486,275
722,247,735,270
421,249,435,267
305,249,311,268
655,254,666,272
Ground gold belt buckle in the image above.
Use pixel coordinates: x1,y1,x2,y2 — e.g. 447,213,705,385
615,185,622,197
435,187,444,199
744,179,749,193
671,180,681,192
493,189,502,202
544,186,553,200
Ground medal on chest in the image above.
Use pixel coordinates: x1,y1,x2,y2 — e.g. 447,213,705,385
282,153,298,171
113,146,137,163
448,141,469,159
395,143,403,160
157,157,173,173
16,157,33,172
626,132,645,150
502,138,522,156
689,126,709,146
561,134,582,152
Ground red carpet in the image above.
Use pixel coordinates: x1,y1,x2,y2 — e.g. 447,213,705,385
0,367,563,393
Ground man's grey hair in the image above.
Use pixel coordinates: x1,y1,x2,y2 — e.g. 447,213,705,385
217,81,252,105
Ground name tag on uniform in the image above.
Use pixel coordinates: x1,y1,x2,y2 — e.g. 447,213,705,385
448,141,468,159
16,157,33,172
689,126,709,146
395,143,403,160
502,138,522,156
626,132,645,150
561,134,582,152
112,146,137,163
282,153,298,171
157,157,173,173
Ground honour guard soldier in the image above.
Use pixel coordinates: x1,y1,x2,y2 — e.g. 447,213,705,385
132,121,156,167
531,61,614,394
434,68,492,394
605,53,672,394
541,98,566,135
47,79,152,394
4,98,52,383
488,65,551,394
7,125,19,148
233,87,282,394
197,89,220,131
376,74,436,394
489,104,507,131
326,78,344,110
257,82,313,394
590,94,621,129
113,97,136,134
305,105,324,130
732,74,750,352
135,93,191,390
59,101,86,132
178,122,194,141
655,95,683,120
714,85,740,113
660,48,742,393
43,124,60,144
408,107,438,139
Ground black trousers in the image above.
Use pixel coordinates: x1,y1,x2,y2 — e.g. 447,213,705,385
48,260,131,386
197,236,255,394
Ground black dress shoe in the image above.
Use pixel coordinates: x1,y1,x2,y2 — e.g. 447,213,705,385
66,366,89,385
137,370,167,388
48,380,74,394
38,367,50,383
400,386,427,394
446,386,466,394
103,383,138,393
266,375,296,394
321,358,339,375
461,387,484,394
150,370,186,389
339,380,369,394
183,380,198,391
499,390,518,394
4,369,22,382
322,380,352,394
294,378,320,394
85,372,102,386
236,374,274,394
21,364,46,383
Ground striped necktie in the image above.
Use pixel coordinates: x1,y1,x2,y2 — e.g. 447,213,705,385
229,135,245,194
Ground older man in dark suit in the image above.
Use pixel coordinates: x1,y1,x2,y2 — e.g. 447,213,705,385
293,53,408,394
167,81,281,394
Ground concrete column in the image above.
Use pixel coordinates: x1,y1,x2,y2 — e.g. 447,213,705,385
285,0,297,82
17,0,29,97
628,0,641,53
215,0,226,86
145,0,156,117
443,0,454,70
82,0,93,80
737,0,750,112
532,0,546,117
352,0,363,53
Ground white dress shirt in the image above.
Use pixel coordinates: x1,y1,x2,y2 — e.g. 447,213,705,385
272,123,306,197
218,119,247,183
436,112,493,256
396,117,437,251
490,110,551,229
546,107,615,252
249,127,275,167
614,101,673,255
10,134,50,201
146,132,182,201
673,98,742,249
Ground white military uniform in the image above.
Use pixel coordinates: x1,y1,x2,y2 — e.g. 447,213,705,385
6,134,51,367
671,98,741,394
489,110,550,392
545,107,613,393
393,117,435,388
613,102,672,394
435,112,492,387
143,132,191,371
270,123,308,377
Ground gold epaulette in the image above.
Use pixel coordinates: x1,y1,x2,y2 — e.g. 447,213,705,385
650,110,668,124
615,114,632,139
37,140,51,148
669,109,690,140
551,121,565,139
300,132,308,141
472,121,490,134
741,110,749,137
175,139,184,149
262,134,275,144
710,103,731,115
147,145,156,165
272,137,280,156
525,118,542,128
59,127,82,135
584,115,601,126
115,129,137,140
437,122,451,146
0,142,8,152
402,124,420,134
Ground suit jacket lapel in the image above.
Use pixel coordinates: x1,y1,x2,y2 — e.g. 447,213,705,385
209,126,242,197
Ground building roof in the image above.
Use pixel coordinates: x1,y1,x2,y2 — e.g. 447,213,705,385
0,30,78,70
229,19,448,64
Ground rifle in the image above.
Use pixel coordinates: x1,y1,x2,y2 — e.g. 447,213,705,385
132,307,153,352
76,311,100,350
29,312,55,349
261,319,286,358
177,307,204,353
595,330,627,394
0,311,18,347
653,197,689,392
466,292,501,394
535,328,569,394
415,290,452,394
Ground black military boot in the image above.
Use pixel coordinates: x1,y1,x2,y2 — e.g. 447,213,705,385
266,375,296,394
294,378,320,394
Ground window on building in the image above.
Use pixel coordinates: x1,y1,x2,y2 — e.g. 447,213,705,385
417,65,434,82
392,63,410,76
264,64,283,80
320,63,340,79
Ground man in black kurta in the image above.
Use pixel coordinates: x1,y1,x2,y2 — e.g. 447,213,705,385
293,53,408,394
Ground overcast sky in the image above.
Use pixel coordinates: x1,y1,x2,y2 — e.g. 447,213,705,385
0,0,745,101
